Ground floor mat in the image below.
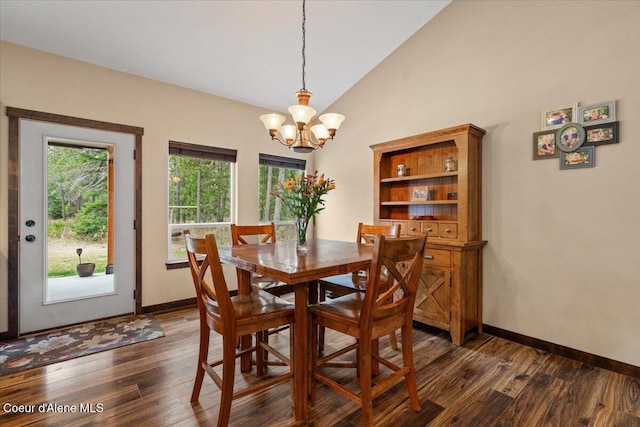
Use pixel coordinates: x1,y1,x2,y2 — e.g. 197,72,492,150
0,314,164,376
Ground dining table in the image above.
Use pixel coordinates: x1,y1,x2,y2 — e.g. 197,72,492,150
217,238,374,423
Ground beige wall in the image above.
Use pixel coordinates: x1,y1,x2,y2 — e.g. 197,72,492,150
0,41,312,331
1,0,639,367
315,0,640,367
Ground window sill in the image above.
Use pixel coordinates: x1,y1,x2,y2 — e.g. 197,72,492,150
166,260,188,270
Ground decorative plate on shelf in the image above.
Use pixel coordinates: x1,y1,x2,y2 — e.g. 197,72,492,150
556,123,585,152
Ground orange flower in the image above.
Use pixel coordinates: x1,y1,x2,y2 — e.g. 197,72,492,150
271,170,336,221
284,179,295,190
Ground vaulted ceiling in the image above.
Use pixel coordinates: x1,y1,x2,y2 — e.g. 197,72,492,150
1,0,450,113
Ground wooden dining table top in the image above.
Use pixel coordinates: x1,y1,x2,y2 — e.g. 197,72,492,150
217,239,374,285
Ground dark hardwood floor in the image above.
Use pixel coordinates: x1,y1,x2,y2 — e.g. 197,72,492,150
1,307,638,426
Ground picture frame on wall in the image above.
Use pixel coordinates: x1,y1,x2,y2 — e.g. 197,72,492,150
532,129,559,159
584,121,619,146
560,146,595,170
578,101,615,126
541,102,578,130
556,123,585,152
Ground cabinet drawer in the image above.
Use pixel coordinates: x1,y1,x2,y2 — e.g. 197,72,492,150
423,221,439,237
407,221,423,236
422,249,451,268
439,222,458,239
392,220,407,234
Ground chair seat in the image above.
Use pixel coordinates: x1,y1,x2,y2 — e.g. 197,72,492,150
252,276,294,296
205,289,294,333
309,292,363,324
310,292,401,336
319,273,365,293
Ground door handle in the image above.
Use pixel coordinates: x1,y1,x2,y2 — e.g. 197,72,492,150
25,235,36,242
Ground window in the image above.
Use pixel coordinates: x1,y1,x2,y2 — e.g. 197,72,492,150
168,141,236,261
258,154,306,241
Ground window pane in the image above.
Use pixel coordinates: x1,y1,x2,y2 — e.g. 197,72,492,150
168,143,234,261
258,165,303,222
259,159,305,242
169,224,231,260
169,156,231,224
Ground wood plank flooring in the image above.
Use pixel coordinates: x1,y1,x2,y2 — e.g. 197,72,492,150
1,307,638,426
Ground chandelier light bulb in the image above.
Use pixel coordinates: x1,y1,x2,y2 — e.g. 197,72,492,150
288,104,316,125
279,125,298,142
260,113,286,131
319,113,345,131
310,124,330,142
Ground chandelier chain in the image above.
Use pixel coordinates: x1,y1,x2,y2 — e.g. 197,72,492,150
301,0,306,91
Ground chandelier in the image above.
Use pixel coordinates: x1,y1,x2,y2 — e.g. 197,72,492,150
259,0,345,153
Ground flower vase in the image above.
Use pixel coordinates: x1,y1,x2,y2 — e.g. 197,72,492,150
294,217,310,252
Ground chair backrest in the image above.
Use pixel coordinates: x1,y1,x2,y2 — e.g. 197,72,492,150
184,230,235,324
231,223,277,246
357,223,401,245
360,235,427,331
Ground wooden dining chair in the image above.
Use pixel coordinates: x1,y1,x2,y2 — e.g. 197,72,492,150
230,223,293,297
318,222,401,351
309,234,427,427
184,230,295,427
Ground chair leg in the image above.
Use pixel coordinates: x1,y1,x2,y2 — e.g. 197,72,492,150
359,337,374,427
389,331,399,350
401,324,420,411
372,338,380,376
290,323,296,407
263,329,271,367
256,331,265,376
318,284,326,353
310,317,318,405
191,324,210,402
218,334,237,427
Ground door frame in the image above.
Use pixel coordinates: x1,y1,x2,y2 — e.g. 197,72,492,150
6,107,144,339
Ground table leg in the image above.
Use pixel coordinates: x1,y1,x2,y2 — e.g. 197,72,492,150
293,283,309,422
237,270,252,373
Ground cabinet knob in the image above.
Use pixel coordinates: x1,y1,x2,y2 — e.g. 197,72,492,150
445,228,451,233
424,254,434,260
411,227,417,231
427,227,433,232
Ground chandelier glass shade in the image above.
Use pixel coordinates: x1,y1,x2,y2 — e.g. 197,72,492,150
259,0,345,153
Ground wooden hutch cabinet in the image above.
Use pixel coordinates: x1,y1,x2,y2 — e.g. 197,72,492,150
371,124,486,345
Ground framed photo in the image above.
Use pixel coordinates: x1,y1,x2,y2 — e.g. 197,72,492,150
584,121,619,146
541,102,578,130
560,146,595,170
532,130,559,159
579,101,615,126
411,186,430,201
556,123,585,152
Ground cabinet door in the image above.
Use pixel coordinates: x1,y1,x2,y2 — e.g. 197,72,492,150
414,266,451,330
